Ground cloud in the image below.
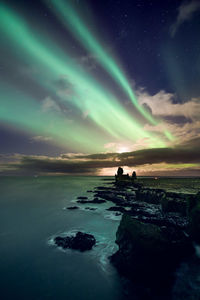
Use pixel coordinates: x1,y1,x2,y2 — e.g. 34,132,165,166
137,89,200,146
137,90,200,120
79,53,97,71
30,136,53,143
42,96,61,113
1,137,200,176
170,0,200,37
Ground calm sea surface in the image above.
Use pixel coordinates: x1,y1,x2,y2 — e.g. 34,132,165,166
0,176,199,300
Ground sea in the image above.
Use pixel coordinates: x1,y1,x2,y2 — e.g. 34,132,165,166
0,176,200,300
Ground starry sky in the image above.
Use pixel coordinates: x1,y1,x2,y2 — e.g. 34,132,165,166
0,0,200,176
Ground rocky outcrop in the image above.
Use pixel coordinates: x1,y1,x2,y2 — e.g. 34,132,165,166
104,178,199,298
54,231,96,251
61,171,199,298
111,213,193,296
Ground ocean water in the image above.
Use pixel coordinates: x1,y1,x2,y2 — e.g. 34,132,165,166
0,176,200,300
0,176,124,300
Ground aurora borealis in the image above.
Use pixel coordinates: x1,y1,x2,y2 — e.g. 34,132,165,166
1,0,200,176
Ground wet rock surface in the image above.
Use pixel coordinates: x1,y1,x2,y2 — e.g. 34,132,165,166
54,231,96,251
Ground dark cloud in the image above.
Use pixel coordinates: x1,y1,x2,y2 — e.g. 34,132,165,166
142,103,152,115
1,137,200,175
162,115,192,125
17,156,98,175
0,123,69,156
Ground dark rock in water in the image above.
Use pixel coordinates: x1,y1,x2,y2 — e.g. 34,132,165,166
77,199,89,204
77,198,106,204
110,214,193,296
87,190,93,193
91,198,106,204
106,206,127,213
77,196,88,200
54,231,96,251
67,206,79,210
85,207,97,211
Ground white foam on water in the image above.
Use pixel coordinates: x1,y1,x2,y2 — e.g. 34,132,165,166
103,212,122,221
91,233,118,274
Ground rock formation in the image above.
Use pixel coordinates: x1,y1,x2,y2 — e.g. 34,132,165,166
54,231,96,251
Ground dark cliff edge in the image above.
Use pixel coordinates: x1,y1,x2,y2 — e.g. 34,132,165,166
109,180,200,299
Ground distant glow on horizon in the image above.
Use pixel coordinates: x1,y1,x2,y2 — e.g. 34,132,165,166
117,146,130,153
98,166,136,176
98,163,200,176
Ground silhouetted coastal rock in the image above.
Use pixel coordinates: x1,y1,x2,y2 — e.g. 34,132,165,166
77,196,88,200
54,231,96,251
115,167,137,185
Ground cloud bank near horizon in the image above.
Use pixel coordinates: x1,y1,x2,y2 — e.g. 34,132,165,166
1,137,200,176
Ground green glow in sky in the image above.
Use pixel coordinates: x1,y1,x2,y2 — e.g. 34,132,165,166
48,0,164,127
0,84,110,153
0,4,170,153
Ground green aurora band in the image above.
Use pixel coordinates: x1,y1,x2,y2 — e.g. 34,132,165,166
0,4,171,152
47,0,173,141
0,84,110,153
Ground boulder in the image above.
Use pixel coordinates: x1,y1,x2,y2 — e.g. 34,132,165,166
54,231,96,251
67,206,79,210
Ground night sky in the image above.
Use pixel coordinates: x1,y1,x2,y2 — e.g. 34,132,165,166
1,0,200,176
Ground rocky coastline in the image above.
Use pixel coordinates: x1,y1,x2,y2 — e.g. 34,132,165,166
55,169,200,299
